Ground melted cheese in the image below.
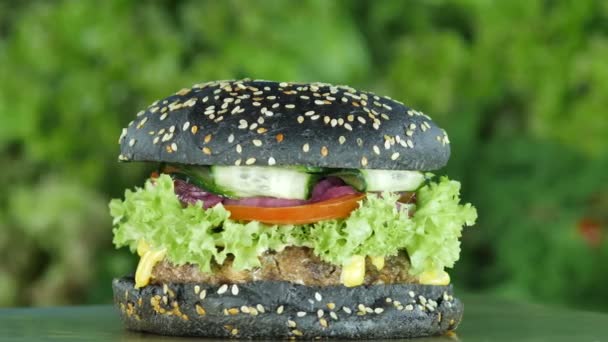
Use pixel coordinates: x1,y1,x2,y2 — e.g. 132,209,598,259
134,241,166,288
370,256,385,270
341,255,366,287
137,239,150,256
418,269,451,285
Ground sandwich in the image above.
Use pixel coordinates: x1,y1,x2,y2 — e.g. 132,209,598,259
110,79,477,338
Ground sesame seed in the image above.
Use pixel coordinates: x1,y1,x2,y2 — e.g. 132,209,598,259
227,134,234,143
357,304,366,312
240,306,250,313
319,318,328,328
311,114,320,120
191,125,198,134
257,127,267,134
268,157,276,166
344,123,353,131
338,136,346,145
384,140,391,149
373,145,380,155
287,320,297,328
361,156,368,166
160,113,168,121
238,119,247,129
321,146,328,157
256,304,265,313
231,284,239,295
302,143,310,152
373,122,380,130
357,116,366,124
276,133,284,142
324,116,330,124
153,137,159,144
194,285,200,295
231,328,238,336
171,143,178,151
342,306,352,314
330,118,337,127
236,144,242,153
297,311,306,317
252,139,262,147
272,103,280,109
292,329,303,337
315,292,322,301
405,304,414,311
305,110,315,116
374,308,384,314
297,116,304,124
199,289,207,300
204,134,212,143
329,311,338,320
234,158,241,166
406,130,414,136
356,138,363,146
245,157,256,165
391,152,400,160
409,123,417,130
202,147,212,155
315,100,325,105
217,284,228,294
419,296,427,304
277,305,284,314
252,101,261,107
407,139,414,148
317,309,324,318
409,291,415,298
286,104,295,109
128,138,136,147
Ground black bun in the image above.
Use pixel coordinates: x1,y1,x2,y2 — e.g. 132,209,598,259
113,277,462,339
119,80,451,171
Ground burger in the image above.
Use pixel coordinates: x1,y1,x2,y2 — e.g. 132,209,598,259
110,80,477,339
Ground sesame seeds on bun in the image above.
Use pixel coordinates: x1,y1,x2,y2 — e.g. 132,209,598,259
119,79,451,171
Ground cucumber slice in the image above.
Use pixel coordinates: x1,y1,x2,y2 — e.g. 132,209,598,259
212,166,317,200
361,169,425,192
328,169,367,191
171,164,238,197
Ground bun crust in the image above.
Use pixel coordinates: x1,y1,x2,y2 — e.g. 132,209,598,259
113,277,462,339
119,80,451,170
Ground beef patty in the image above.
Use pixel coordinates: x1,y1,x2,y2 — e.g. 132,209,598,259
151,247,417,286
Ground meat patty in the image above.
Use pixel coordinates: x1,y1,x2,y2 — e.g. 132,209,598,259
151,247,418,286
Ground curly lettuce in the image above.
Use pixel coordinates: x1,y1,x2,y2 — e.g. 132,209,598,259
110,174,477,275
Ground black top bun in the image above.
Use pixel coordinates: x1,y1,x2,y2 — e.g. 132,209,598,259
119,80,451,170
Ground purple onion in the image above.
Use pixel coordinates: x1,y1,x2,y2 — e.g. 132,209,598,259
172,176,361,209
173,179,224,208
310,185,358,202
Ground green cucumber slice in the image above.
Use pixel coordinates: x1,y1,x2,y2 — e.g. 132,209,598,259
211,165,317,200
172,164,238,197
328,169,367,191
361,169,425,192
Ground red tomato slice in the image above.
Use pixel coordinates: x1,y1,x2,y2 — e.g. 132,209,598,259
224,193,366,224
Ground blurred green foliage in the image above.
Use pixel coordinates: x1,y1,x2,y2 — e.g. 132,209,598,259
0,0,607,311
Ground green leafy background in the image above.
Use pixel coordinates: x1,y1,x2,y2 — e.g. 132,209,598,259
1,0,607,311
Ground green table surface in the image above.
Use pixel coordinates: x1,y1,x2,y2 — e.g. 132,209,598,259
0,294,606,342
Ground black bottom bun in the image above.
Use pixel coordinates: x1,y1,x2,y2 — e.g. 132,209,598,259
113,276,463,339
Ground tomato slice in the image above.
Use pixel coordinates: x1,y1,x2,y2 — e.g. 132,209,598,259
224,193,366,224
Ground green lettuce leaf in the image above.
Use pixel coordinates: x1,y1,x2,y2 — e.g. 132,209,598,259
110,174,477,275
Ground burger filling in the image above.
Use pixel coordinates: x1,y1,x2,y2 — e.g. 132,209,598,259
110,166,477,288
